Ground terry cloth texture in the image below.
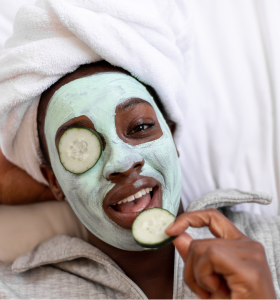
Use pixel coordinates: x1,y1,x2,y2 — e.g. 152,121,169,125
0,0,192,184
0,189,280,299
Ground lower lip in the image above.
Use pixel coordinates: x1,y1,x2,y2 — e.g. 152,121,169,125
106,186,161,229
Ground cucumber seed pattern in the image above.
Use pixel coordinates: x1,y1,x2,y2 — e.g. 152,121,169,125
67,139,89,161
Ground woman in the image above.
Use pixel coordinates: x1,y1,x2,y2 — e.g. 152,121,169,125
0,1,278,298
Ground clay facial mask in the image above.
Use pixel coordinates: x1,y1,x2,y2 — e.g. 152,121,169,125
45,72,182,250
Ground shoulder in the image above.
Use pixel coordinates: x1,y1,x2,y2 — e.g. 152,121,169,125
223,207,280,242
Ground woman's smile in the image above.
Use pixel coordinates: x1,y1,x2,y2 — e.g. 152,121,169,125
104,177,162,229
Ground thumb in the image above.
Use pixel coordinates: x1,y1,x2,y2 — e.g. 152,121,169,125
172,232,193,261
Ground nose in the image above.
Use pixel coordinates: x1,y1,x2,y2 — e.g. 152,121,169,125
106,159,145,181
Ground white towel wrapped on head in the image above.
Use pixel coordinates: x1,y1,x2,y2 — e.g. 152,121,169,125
0,0,192,184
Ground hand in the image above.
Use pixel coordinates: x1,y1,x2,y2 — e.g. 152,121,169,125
166,209,276,299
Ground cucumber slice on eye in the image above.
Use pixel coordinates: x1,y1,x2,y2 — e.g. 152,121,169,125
58,127,102,174
132,208,176,249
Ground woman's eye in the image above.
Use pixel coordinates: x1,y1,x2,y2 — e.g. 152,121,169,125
130,122,155,134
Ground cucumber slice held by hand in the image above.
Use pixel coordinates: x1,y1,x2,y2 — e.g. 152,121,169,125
58,127,102,174
132,208,176,249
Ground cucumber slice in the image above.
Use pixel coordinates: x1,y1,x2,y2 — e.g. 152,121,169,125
58,127,102,174
132,208,176,249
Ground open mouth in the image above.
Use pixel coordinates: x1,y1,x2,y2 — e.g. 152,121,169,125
111,187,154,213
106,184,161,229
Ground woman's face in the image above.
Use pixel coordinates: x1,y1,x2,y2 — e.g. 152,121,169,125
44,72,182,250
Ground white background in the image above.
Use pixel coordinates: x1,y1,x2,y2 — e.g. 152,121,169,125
1,0,280,215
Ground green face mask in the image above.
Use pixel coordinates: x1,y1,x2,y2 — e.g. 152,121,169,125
45,72,182,250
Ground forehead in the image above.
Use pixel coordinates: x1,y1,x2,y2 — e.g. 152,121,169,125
46,73,154,127
39,63,129,121
52,72,151,105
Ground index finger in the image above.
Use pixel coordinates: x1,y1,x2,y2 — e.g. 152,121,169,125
165,209,245,240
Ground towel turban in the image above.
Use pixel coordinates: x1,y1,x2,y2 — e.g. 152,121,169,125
0,0,192,184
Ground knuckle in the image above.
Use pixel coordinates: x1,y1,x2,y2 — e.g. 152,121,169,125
208,208,220,215
251,242,266,260
253,251,265,263
189,240,205,257
254,241,265,253
189,239,199,250
246,267,262,284
189,240,200,253
209,209,224,222
206,245,219,259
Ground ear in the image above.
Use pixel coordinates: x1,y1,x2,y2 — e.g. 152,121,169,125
40,164,65,201
166,120,176,137
166,120,180,157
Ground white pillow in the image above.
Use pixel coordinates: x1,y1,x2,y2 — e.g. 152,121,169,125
0,201,88,263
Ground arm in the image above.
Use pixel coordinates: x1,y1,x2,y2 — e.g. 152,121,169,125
166,209,276,299
0,148,55,205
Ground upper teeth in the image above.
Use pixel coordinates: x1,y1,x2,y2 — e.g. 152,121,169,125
115,187,153,205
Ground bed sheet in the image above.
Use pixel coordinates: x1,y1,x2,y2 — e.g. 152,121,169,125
179,0,280,215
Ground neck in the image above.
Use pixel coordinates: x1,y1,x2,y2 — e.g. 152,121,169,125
88,232,175,299
86,203,184,299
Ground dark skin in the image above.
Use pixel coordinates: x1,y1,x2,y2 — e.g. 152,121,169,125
39,62,182,299
166,209,277,299
39,62,276,299
0,148,54,205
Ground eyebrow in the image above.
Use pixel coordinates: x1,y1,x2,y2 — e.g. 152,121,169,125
55,99,152,140
118,98,152,112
